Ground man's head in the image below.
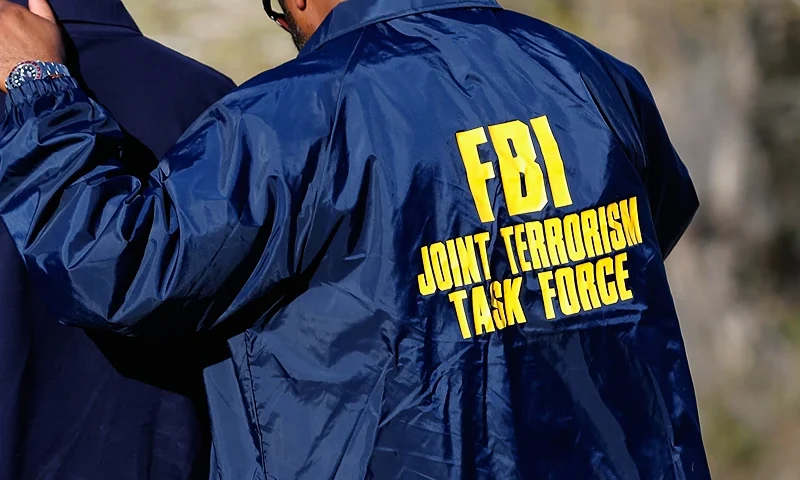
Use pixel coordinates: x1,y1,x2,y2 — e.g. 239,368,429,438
267,0,343,51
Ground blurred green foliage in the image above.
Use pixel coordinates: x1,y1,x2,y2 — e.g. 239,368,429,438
706,403,763,471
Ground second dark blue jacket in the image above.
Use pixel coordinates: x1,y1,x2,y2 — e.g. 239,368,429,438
0,0,709,478
0,1,235,478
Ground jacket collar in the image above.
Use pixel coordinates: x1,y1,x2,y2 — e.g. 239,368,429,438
302,0,502,53
11,0,140,31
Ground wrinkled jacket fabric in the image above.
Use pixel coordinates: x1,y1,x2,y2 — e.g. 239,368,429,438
0,1,234,478
0,0,710,478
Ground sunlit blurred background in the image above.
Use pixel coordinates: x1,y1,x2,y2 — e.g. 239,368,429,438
125,0,800,478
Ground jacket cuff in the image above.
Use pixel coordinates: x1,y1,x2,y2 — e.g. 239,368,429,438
5,76,80,109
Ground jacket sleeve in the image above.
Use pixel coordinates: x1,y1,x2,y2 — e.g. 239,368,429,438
0,77,310,338
582,48,700,259
617,66,700,259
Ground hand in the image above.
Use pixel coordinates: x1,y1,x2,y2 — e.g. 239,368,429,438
0,0,63,92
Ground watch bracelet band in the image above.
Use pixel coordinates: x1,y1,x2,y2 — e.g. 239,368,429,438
40,61,70,79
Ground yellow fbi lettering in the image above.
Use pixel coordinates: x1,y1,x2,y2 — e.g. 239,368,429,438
447,278,527,340
415,197,642,336
498,197,642,274
537,253,634,320
418,232,492,296
456,116,573,223
416,231,529,340
416,111,647,339
495,197,643,320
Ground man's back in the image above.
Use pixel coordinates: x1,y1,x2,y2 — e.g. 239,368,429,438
202,2,709,478
0,1,234,478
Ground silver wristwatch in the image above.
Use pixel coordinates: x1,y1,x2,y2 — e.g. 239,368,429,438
5,61,71,91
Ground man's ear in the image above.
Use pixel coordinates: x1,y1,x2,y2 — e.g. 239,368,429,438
293,0,307,12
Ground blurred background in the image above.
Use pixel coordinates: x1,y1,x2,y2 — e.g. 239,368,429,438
126,0,800,478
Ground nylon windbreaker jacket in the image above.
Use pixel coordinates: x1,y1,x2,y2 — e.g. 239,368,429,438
0,0,710,478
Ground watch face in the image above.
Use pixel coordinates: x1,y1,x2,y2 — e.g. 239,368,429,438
6,62,43,89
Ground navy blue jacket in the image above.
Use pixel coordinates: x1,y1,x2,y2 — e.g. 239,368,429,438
0,1,235,478
0,0,709,478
